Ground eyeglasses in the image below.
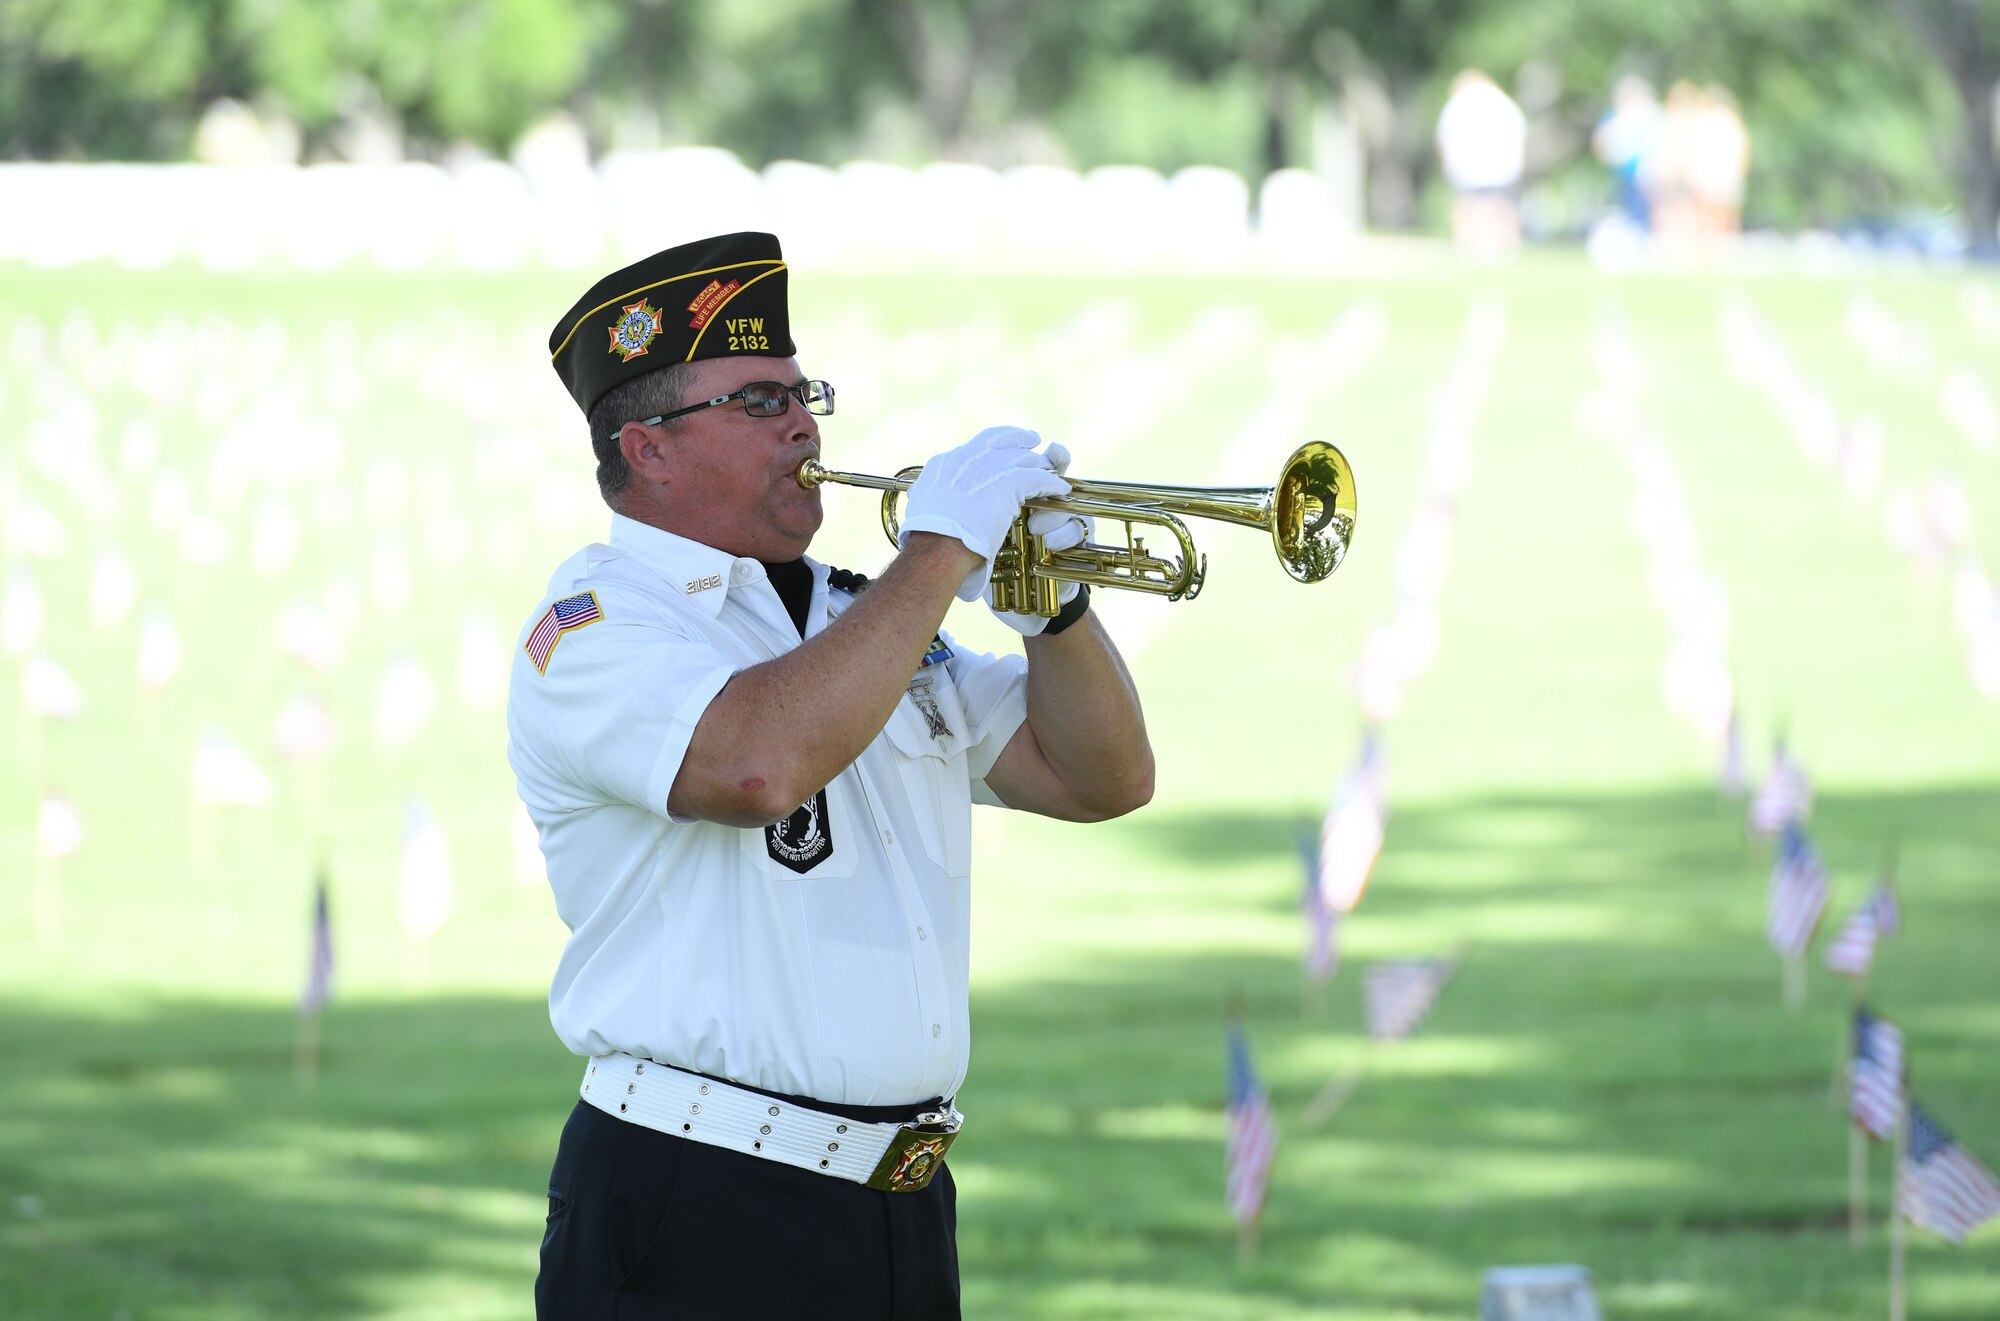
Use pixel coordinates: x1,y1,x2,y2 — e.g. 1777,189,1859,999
642,379,835,428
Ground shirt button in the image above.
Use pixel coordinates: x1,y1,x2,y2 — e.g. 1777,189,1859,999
932,1023,941,1038
917,927,927,940
882,831,893,846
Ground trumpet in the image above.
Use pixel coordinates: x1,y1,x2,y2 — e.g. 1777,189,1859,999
796,441,1356,617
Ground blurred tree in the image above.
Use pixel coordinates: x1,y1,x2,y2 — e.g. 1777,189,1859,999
629,0,908,165
0,0,237,158
873,0,1037,154
574,0,681,146
1887,0,2000,248
1446,0,1960,234
0,0,603,159
1061,0,1476,226
0,0,1991,246
235,0,602,153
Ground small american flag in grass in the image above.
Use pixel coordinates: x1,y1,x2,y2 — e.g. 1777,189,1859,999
1719,709,1746,793
1748,742,1812,837
1363,959,1452,1041
1313,731,1387,915
1825,886,1899,977
1296,831,1339,983
1225,1018,1278,1227
1900,1102,2000,1244
526,592,603,673
299,877,334,1016
1870,882,1901,939
1765,824,1829,960
1850,1007,1904,1140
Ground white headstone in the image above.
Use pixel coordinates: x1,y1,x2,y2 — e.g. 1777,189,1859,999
272,695,338,762
189,166,282,272
192,730,274,807
374,656,436,748
22,654,86,721
149,469,194,535
528,164,608,270
278,163,372,270
178,513,230,567
761,159,842,266
6,499,67,558
37,793,86,859
1165,166,1250,267
250,500,303,578
1480,1265,1602,1321
996,165,1085,264
1258,169,1340,263
266,607,330,680
399,801,456,941
450,160,535,271
1940,367,1997,452
1,568,44,657
137,609,183,693
1081,166,1170,266
367,540,414,614
88,549,138,629
456,609,508,713
912,162,1003,259
600,147,767,261
367,163,454,271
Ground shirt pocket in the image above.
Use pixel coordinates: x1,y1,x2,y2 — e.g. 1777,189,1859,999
881,685,973,877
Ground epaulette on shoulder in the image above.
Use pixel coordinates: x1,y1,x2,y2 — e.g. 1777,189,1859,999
827,567,871,595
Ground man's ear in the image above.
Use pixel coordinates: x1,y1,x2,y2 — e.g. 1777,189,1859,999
619,421,674,487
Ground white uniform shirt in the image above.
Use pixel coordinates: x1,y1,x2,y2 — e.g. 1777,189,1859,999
507,514,1029,1107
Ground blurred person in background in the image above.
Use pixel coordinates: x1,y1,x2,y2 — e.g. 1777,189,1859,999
1435,68,1528,262
1592,75,1666,237
508,230,1154,1319
1690,84,1751,249
1652,79,1709,257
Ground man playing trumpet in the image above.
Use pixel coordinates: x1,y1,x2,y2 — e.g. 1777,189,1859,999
509,230,1154,1319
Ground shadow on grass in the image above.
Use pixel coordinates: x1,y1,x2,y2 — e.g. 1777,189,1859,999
0,994,576,1321
1,784,1996,1320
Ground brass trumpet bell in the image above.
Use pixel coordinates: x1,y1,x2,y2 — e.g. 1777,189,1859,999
796,440,1356,617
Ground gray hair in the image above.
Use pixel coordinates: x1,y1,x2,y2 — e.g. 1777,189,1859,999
585,360,700,505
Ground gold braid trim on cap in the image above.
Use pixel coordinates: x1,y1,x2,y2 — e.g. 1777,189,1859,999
550,259,786,362
681,265,789,361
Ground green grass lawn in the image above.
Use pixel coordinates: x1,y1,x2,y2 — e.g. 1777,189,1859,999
1,248,1997,1319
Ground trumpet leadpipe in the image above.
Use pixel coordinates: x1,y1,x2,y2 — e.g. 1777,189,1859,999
794,439,1355,608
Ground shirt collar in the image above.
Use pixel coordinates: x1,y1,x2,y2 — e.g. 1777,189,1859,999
607,513,827,621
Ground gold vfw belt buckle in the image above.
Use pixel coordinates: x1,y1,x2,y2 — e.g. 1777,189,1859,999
866,1110,962,1193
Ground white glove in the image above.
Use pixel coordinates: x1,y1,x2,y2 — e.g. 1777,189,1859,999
989,442,1094,637
900,426,1070,602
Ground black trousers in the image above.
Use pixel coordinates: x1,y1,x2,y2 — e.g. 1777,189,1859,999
536,1100,960,1320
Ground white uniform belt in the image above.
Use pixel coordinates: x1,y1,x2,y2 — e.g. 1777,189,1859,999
579,1054,962,1193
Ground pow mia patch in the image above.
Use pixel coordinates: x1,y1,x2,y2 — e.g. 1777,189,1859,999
766,788,834,874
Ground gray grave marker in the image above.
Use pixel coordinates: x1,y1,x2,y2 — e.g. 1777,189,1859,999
1480,1265,1601,1321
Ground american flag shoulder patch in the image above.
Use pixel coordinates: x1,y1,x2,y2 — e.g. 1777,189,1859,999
526,591,604,674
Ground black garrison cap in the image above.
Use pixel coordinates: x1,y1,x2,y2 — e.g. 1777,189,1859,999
549,231,796,417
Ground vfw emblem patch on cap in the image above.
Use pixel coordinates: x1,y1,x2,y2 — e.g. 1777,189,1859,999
767,788,834,874
608,300,665,362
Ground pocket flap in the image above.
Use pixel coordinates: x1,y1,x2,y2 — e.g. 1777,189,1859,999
883,680,968,761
